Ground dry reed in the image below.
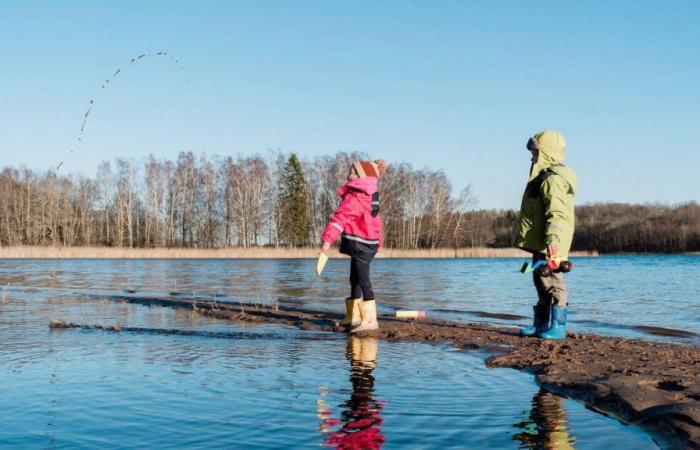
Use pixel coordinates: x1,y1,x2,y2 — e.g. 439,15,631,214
0,245,598,259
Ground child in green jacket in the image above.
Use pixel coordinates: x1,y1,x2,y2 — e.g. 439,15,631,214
516,130,578,340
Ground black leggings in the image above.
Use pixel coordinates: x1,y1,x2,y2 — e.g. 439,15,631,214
349,252,375,300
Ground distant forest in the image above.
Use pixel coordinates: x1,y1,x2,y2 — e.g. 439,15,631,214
0,151,698,253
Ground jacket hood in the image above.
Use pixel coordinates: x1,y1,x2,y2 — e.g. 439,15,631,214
529,130,567,181
338,176,378,196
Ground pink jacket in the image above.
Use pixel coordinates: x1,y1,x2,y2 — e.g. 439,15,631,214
321,177,383,248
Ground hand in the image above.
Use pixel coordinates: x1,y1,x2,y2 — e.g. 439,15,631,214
547,243,559,259
321,242,331,253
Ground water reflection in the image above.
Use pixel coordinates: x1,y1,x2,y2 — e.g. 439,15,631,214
513,388,576,449
319,337,385,449
0,282,658,449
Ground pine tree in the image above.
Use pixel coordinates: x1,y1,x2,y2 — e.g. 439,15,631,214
278,153,309,246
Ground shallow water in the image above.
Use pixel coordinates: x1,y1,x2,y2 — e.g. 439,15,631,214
0,258,670,448
2,255,697,342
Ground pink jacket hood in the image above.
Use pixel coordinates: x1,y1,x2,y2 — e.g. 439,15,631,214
337,176,378,197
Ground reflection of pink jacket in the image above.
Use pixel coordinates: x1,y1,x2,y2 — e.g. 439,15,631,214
321,177,383,248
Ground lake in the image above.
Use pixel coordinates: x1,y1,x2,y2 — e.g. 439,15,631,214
2,255,693,448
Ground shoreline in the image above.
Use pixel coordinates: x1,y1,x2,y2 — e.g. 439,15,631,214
0,245,600,259
56,292,700,448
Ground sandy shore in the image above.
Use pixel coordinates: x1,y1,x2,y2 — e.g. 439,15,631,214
53,292,699,449
0,245,598,259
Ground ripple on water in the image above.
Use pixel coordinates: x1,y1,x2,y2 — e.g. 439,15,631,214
0,260,667,448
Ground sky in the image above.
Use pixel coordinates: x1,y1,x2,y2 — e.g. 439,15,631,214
0,0,698,209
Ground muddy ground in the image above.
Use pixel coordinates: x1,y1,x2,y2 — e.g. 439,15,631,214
56,293,700,449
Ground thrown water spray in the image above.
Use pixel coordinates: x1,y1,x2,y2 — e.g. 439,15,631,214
60,51,186,171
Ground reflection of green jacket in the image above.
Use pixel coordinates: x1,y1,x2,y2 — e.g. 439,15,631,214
515,130,577,259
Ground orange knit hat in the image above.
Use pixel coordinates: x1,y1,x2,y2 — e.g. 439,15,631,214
352,159,388,178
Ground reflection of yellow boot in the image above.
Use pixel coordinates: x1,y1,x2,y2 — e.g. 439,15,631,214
350,335,362,359
349,336,378,369
351,300,378,333
341,298,362,328
359,337,378,369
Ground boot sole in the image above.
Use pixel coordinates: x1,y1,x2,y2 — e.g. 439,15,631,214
538,334,567,340
350,323,378,333
339,322,361,332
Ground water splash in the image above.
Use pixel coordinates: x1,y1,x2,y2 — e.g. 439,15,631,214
78,100,94,138
62,52,186,171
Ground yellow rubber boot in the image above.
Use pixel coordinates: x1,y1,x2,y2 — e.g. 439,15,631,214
351,300,378,333
341,298,362,327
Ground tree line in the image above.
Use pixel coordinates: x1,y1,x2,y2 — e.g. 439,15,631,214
0,151,698,252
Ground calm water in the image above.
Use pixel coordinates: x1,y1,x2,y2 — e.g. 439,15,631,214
1,256,691,448
2,255,697,341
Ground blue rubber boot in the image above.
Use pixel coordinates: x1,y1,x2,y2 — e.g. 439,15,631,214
538,306,568,340
520,304,551,337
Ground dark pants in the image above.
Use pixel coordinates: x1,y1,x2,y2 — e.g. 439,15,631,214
350,253,375,300
341,236,377,300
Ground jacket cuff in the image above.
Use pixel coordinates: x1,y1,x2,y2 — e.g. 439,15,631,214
545,234,561,245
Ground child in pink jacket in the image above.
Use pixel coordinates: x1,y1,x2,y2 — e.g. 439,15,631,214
321,159,387,333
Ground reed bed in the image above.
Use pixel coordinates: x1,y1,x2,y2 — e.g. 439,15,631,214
0,246,598,259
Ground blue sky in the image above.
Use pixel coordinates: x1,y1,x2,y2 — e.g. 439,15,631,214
1,0,698,209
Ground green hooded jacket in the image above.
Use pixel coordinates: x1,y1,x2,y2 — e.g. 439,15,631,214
515,130,578,259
